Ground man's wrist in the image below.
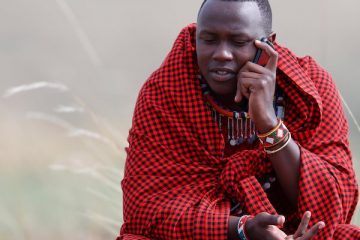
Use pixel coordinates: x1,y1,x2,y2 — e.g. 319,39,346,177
228,216,241,240
255,115,278,134
244,217,254,240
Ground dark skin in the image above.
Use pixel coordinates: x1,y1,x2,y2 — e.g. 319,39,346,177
196,0,325,239
229,212,325,240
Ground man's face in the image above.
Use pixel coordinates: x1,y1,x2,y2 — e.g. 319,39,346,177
196,0,267,98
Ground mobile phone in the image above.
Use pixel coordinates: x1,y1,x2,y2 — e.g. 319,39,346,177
252,37,274,66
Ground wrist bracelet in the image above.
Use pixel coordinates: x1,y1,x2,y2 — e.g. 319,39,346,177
257,118,282,138
237,215,253,240
257,119,289,149
264,132,292,154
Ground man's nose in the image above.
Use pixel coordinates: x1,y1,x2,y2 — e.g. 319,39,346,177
213,42,233,61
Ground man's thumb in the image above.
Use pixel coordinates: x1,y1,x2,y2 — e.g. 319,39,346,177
258,213,285,226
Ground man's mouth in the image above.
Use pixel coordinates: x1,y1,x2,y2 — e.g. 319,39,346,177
210,68,236,82
215,70,232,75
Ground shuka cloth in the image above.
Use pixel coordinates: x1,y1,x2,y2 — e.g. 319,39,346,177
118,24,359,240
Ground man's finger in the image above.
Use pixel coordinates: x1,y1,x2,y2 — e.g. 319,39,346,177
256,212,285,226
254,39,278,72
239,71,262,80
239,78,252,98
301,222,326,240
235,71,261,102
293,211,311,238
240,61,265,74
234,77,243,103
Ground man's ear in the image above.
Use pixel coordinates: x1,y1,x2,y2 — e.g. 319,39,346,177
268,32,276,43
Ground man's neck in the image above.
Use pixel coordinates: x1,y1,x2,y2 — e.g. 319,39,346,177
212,92,248,112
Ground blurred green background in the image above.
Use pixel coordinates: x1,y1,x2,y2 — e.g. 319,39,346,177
0,0,359,239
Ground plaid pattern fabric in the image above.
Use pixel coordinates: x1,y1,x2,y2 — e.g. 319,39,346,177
118,24,359,240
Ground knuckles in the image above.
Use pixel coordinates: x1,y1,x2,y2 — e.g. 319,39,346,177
255,77,275,90
258,79,269,89
271,51,279,58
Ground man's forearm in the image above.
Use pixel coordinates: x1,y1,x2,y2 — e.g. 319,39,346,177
228,216,240,240
267,138,301,207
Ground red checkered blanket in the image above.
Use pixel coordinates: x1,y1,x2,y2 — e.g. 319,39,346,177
118,24,359,240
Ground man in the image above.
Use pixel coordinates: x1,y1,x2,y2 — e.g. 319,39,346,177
118,0,359,239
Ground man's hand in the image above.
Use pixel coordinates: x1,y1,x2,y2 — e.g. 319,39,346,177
234,40,278,133
245,212,287,240
245,212,325,240
285,211,325,240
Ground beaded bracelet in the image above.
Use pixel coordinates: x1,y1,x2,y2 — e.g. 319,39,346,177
237,215,253,240
257,119,289,149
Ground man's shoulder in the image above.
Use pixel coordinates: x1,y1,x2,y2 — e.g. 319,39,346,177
276,43,333,85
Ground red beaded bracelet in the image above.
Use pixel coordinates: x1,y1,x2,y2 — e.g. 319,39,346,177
237,215,253,240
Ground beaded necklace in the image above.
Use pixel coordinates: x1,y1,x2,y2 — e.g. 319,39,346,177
199,75,285,146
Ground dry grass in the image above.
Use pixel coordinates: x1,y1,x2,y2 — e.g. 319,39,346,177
1,81,125,239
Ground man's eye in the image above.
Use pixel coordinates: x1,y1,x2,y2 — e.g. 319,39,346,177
202,38,216,43
233,40,250,46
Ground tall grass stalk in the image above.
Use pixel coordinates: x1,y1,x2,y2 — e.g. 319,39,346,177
2,82,68,98
82,211,120,227
82,212,119,236
86,187,122,209
340,93,360,134
49,163,121,193
55,105,84,113
54,0,102,67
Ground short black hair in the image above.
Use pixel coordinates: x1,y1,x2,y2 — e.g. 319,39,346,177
198,0,273,35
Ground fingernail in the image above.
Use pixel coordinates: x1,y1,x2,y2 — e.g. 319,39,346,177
255,40,261,44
